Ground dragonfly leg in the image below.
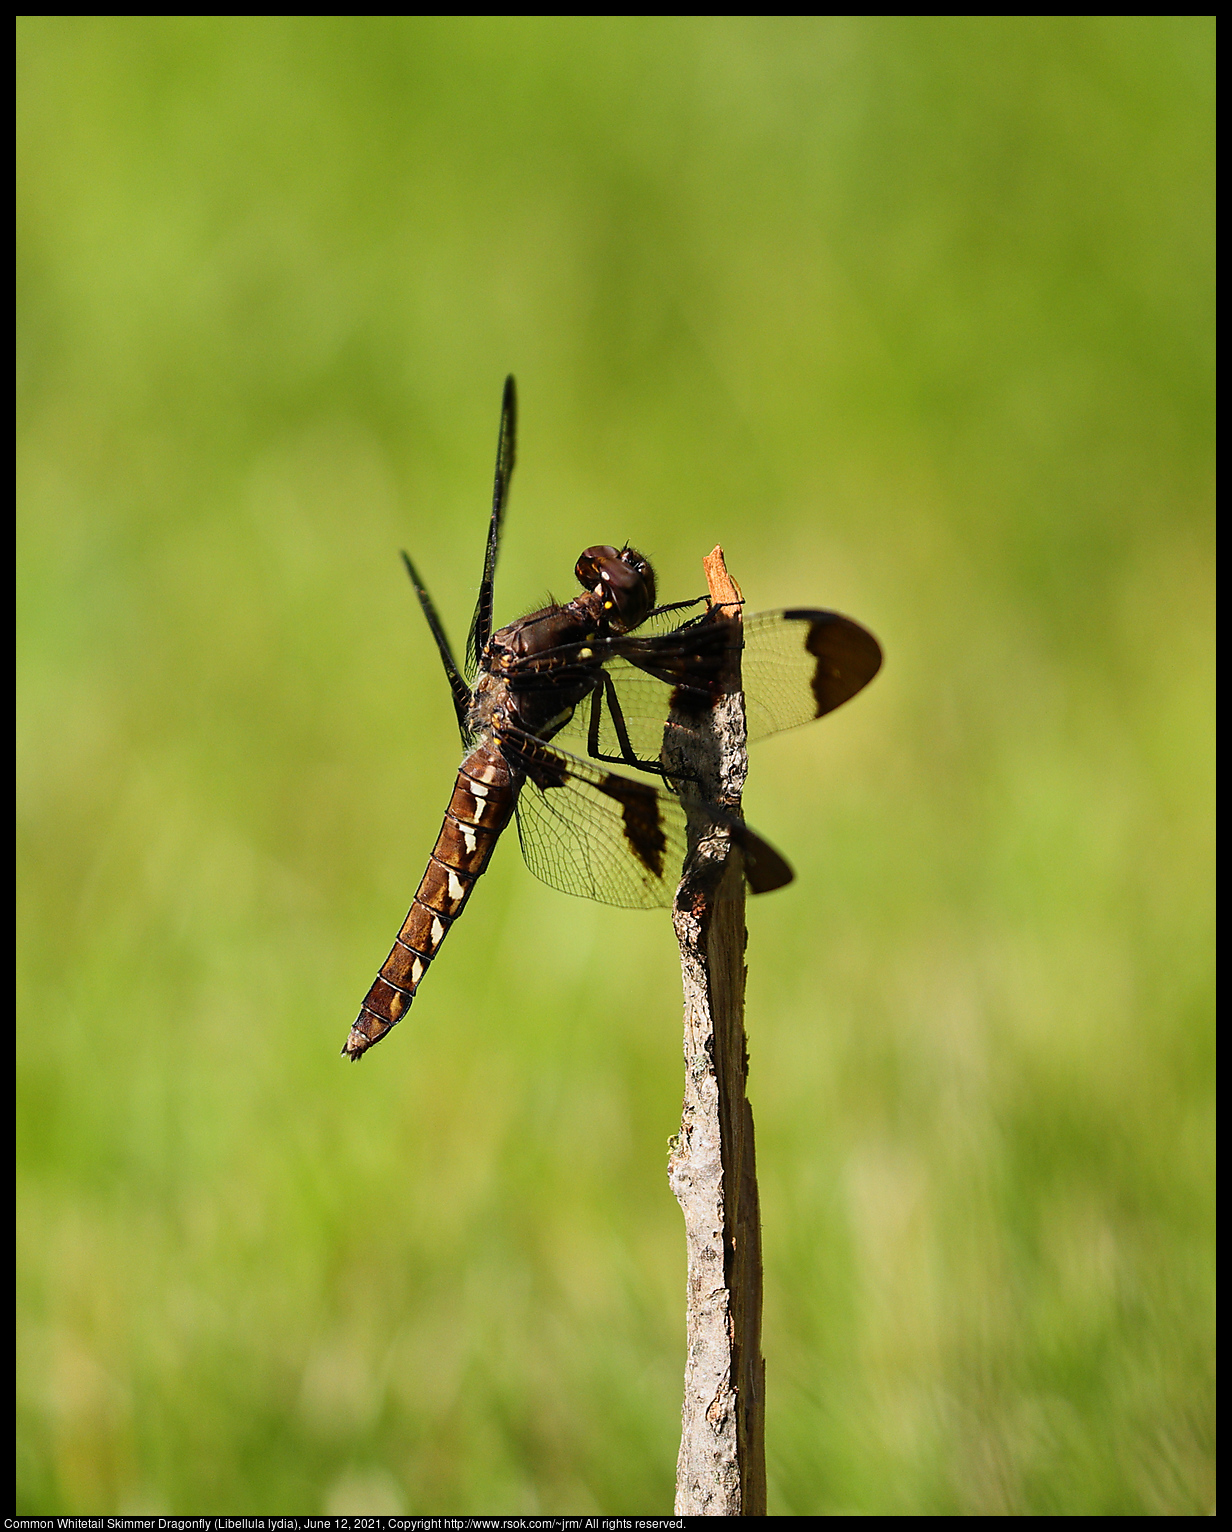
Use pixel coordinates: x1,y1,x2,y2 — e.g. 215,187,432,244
583,674,701,784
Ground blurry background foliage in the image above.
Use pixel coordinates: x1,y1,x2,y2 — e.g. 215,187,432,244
16,16,1213,1516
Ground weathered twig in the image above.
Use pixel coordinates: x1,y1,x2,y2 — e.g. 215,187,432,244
666,547,766,1517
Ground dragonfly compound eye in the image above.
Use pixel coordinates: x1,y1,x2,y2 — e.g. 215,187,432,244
575,545,656,631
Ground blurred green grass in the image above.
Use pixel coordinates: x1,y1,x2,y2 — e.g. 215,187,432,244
16,16,1213,1515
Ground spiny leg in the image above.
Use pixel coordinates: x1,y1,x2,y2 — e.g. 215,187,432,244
584,672,692,781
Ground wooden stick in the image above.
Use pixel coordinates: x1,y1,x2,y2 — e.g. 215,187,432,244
665,546,766,1516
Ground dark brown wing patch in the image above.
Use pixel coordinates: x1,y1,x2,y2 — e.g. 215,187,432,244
742,609,882,743
736,826,794,893
789,610,884,720
597,773,668,880
506,730,690,908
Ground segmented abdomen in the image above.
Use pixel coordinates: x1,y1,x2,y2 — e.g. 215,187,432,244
343,742,518,1059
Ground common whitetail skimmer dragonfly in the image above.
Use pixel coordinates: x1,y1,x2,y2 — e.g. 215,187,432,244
344,377,882,1060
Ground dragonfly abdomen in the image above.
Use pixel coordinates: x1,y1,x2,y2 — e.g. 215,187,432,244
343,743,518,1060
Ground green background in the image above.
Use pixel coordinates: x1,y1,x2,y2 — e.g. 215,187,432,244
16,17,1214,1515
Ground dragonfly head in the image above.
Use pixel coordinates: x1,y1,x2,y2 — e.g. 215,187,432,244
575,545,657,633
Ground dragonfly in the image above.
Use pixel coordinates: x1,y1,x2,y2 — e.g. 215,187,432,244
344,377,882,1059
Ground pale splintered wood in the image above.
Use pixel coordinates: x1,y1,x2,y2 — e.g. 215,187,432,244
666,547,766,1517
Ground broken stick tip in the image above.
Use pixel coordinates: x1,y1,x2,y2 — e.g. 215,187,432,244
703,545,744,609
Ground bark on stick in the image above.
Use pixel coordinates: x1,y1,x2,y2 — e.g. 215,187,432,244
666,547,766,1517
